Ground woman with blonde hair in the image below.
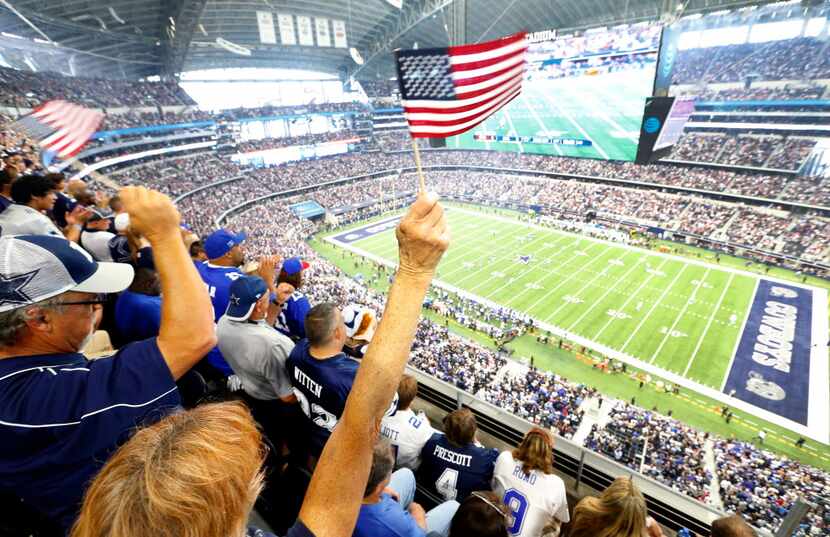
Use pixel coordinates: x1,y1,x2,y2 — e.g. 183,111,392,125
568,476,664,537
71,401,269,537
492,427,569,537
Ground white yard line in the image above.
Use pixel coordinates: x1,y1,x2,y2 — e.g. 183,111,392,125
448,206,821,292
517,242,612,311
593,257,672,340
542,248,625,322
565,253,647,332
649,268,711,364
521,92,563,156
719,278,759,392
533,86,610,160
620,264,689,352
473,234,572,295
685,273,735,377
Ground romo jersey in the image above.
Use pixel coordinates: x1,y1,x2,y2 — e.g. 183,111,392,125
418,433,498,502
492,451,570,537
380,408,435,471
287,339,397,455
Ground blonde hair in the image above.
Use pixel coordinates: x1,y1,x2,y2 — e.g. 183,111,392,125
71,401,266,537
568,476,648,537
512,427,555,476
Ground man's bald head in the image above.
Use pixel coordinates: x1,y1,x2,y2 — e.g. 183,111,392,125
711,515,757,537
67,179,87,197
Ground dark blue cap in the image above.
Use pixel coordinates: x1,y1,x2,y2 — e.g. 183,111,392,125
225,275,268,321
204,229,246,259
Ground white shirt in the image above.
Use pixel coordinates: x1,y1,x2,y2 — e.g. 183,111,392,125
380,408,435,471
80,229,117,261
0,204,62,237
492,451,570,537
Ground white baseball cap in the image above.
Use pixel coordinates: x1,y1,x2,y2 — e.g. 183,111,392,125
0,234,134,313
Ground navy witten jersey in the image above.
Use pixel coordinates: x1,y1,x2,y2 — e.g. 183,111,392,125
286,339,397,455
195,261,244,376
418,432,499,502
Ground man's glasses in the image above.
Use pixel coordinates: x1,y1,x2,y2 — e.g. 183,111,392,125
52,294,108,307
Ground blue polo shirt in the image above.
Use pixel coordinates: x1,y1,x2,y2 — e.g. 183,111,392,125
0,338,180,531
354,494,426,537
115,290,162,344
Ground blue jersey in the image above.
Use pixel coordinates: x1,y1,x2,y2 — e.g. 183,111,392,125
286,339,397,455
418,433,498,502
195,261,243,376
276,291,311,340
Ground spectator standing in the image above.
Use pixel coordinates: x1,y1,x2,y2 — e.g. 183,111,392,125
0,186,216,532
419,408,499,503
448,491,510,537
342,304,377,359
114,268,161,345
0,174,60,237
80,210,119,262
276,256,312,340
49,172,73,228
354,439,459,537
287,302,398,457
381,374,436,471
195,228,276,378
492,428,569,537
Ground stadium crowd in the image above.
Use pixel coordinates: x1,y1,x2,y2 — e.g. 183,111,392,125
2,119,829,537
0,66,194,108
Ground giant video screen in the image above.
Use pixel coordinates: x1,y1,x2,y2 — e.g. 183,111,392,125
447,24,661,161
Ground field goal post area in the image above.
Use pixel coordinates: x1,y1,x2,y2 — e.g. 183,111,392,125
324,210,830,445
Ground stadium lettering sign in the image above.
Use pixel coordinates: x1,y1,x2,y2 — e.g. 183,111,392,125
527,29,557,43
751,301,796,374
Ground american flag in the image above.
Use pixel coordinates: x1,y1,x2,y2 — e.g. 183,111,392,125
10,100,103,160
394,32,528,138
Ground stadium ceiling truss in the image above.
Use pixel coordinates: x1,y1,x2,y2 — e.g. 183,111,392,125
0,0,814,82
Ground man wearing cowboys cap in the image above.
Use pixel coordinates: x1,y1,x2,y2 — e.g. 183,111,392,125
0,187,216,533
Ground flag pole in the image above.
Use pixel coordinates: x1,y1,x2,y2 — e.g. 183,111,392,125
411,139,426,193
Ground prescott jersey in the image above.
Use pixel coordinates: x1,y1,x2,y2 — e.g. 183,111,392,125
418,433,498,502
195,261,244,376
381,408,436,470
276,291,311,340
492,451,569,537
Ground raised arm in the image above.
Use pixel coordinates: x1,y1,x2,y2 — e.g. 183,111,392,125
299,192,449,537
119,186,217,379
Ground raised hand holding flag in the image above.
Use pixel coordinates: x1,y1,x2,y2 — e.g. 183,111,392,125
393,31,528,191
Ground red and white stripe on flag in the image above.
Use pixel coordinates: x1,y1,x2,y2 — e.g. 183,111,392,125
394,32,528,138
23,100,103,159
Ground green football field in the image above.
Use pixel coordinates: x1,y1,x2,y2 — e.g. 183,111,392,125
331,206,799,392
447,69,653,161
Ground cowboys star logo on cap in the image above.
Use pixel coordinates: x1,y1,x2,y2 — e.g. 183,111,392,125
0,269,39,309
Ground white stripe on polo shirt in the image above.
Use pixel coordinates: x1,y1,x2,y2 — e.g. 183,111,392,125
0,386,178,429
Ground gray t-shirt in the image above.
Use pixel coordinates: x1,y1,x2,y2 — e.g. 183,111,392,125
0,204,63,237
216,316,295,400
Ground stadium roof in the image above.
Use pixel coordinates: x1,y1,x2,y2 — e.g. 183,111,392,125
0,0,815,81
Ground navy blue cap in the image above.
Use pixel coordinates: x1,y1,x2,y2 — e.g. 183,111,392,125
225,275,268,321
204,229,246,259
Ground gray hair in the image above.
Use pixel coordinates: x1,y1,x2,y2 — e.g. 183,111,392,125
363,438,395,498
0,297,66,348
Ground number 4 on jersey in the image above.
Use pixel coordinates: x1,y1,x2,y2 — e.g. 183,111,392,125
436,468,459,501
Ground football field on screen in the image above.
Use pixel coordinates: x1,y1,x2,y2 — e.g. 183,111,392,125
326,205,829,441
447,69,653,161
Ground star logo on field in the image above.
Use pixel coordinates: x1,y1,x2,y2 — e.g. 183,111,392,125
0,269,39,308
